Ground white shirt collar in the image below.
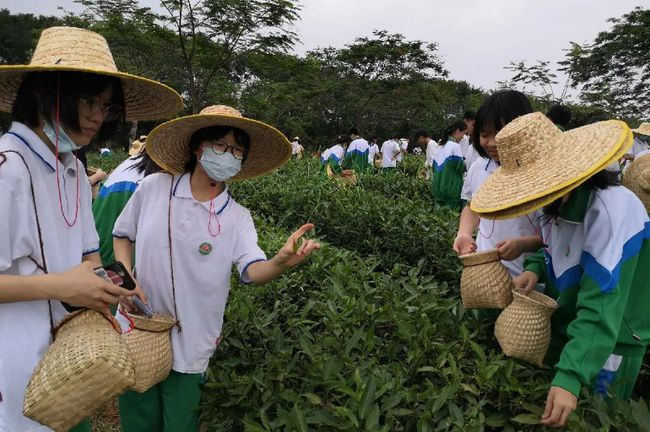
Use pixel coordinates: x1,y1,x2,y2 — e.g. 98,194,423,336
8,122,80,175
172,173,231,214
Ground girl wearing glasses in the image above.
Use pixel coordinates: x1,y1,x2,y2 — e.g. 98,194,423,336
112,105,320,432
0,27,181,431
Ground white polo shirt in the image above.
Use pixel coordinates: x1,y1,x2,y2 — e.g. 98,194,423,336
380,140,400,168
425,139,438,169
0,122,98,432
113,173,267,373
462,157,541,276
368,143,380,164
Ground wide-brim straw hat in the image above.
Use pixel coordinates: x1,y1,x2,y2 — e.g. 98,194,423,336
146,105,291,180
632,122,650,137
0,26,182,121
622,154,650,212
470,112,633,217
129,136,145,156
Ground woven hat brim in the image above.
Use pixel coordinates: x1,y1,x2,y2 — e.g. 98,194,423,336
631,125,650,136
471,120,632,214
477,131,633,220
146,114,291,180
622,154,650,212
0,66,182,121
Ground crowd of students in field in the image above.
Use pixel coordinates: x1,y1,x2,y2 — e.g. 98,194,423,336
1,25,649,432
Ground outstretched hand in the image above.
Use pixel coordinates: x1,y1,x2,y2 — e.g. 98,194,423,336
274,223,321,269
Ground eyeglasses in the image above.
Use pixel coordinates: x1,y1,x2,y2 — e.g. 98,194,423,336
80,96,122,122
205,139,246,160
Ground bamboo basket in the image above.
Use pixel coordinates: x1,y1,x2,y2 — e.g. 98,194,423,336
494,290,558,366
123,313,177,392
460,250,514,309
23,310,135,431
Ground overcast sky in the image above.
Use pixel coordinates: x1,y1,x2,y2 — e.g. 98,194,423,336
5,0,644,100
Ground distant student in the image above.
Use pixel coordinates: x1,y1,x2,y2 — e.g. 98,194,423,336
343,127,371,172
430,121,467,210
291,136,304,158
380,133,401,170
546,104,572,131
368,136,380,166
415,129,438,179
396,138,408,163
460,110,480,169
454,90,541,277
321,134,348,174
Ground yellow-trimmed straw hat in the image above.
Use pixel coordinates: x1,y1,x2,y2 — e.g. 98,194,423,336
0,27,182,121
632,123,650,137
146,105,291,180
470,112,633,218
622,153,650,212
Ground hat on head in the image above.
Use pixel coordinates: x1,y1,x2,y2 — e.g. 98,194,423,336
0,26,182,121
293,136,300,141
632,123,650,137
129,136,146,156
622,153,650,212
470,112,633,218
146,105,291,180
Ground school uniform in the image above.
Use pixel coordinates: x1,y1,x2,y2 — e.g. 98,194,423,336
343,138,370,172
0,122,98,432
92,156,144,264
320,144,345,174
396,139,408,162
424,139,438,170
367,143,380,164
380,140,400,168
461,158,542,276
430,140,466,210
523,184,650,400
113,172,267,431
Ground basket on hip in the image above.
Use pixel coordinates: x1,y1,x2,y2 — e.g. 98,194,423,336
494,290,558,366
460,249,514,309
23,310,135,432
123,312,177,393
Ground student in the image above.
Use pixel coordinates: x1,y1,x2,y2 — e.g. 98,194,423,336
368,136,380,166
546,104,572,131
0,26,181,431
454,90,542,276
430,120,467,210
113,105,320,432
290,136,304,158
343,127,371,172
471,112,650,428
460,110,480,170
415,129,438,179
92,141,162,265
321,134,348,174
380,133,401,170
396,138,408,163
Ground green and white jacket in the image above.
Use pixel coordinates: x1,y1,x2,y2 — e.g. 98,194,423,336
524,183,650,397
92,156,144,264
431,139,465,205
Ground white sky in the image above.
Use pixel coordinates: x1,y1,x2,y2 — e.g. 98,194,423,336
5,0,645,99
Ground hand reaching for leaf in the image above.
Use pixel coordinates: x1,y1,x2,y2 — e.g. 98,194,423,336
245,223,321,284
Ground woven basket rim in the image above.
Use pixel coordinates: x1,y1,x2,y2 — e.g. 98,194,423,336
128,312,177,332
513,290,558,309
460,249,500,267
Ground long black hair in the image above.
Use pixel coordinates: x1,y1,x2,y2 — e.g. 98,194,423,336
12,71,125,143
184,125,251,173
472,90,533,159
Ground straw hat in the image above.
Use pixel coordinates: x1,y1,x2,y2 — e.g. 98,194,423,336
470,112,632,216
129,135,146,156
0,27,182,121
146,105,291,180
622,154,650,212
632,123,650,136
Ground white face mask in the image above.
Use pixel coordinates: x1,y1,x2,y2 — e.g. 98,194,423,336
199,149,242,182
43,121,82,153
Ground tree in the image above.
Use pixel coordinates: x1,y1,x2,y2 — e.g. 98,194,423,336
560,6,650,120
499,60,569,104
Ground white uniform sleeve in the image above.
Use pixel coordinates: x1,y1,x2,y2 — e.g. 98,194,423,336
233,210,267,284
0,183,35,271
112,178,146,242
461,164,476,202
80,172,100,256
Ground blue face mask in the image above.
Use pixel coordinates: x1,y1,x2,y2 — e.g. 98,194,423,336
199,149,242,182
43,121,82,153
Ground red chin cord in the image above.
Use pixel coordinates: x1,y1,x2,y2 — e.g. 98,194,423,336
53,74,80,228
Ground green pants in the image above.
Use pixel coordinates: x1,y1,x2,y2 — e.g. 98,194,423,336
70,419,90,432
119,370,203,432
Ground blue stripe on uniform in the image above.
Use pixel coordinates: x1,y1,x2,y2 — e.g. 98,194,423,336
97,180,139,198
433,155,463,172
